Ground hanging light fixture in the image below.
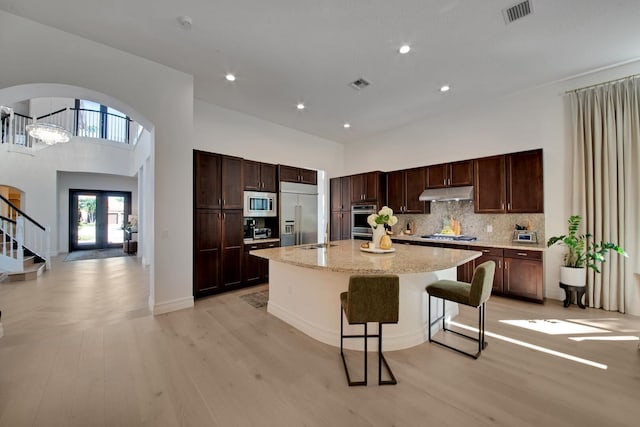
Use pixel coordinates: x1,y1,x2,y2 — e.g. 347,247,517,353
26,122,71,145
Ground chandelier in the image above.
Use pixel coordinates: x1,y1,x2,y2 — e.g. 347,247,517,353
26,121,71,145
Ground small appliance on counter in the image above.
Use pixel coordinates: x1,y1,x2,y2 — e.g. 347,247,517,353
253,227,272,240
513,230,538,243
244,218,256,239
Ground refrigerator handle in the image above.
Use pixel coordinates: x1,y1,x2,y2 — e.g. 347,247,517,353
295,204,302,245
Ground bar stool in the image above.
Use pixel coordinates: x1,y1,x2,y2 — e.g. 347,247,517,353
340,274,399,386
425,261,495,359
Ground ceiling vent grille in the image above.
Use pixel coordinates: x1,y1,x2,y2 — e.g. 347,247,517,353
349,78,371,91
503,0,533,24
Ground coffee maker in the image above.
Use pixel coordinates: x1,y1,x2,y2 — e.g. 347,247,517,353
244,218,256,239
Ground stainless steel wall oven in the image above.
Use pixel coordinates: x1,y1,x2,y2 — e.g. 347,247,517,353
351,205,377,239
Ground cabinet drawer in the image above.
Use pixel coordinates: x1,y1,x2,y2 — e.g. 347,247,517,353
475,246,504,257
504,249,542,260
244,241,280,252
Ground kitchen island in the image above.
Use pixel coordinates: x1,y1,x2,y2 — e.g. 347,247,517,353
251,240,481,351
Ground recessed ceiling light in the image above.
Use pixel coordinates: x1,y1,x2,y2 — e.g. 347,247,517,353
225,73,236,82
440,85,451,92
296,103,305,110
398,45,411,54
343,123,351,129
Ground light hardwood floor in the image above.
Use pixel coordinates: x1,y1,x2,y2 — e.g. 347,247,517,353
0,256,639,427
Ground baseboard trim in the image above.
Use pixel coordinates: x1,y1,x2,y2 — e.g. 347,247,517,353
151,296,194,315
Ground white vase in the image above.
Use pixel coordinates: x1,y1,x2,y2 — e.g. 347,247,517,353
371,225,386,248
560,266,587,287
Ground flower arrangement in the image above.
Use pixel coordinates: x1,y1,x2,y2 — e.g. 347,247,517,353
367,206,398,229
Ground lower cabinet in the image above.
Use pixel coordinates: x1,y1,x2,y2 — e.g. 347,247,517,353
243,241,280,286
330,211,351,241
473,247,505,295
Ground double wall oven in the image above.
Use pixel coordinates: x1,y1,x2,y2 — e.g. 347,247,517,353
351,204,377,239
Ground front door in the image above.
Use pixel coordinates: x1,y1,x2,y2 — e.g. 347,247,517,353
69,190,131,251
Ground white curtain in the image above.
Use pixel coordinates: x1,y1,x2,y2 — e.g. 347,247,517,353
570,76,640,314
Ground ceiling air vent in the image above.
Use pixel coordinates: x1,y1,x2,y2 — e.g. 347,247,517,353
349,78,371,91
503,0,533,24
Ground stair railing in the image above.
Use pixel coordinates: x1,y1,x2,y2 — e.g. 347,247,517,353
0,195,50,270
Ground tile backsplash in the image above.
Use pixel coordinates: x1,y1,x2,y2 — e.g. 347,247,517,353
393,201,544,244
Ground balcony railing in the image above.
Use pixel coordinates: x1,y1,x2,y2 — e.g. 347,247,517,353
1,107,144,147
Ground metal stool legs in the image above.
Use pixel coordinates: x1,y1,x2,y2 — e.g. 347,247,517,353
340,306,397,386
427,296,488,359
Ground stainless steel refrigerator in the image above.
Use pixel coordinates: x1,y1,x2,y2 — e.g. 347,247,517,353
280,182,318,246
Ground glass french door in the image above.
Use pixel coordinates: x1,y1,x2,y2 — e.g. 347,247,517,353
69,190,131,251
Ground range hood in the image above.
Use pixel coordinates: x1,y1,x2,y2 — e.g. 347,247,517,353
418,185,474,202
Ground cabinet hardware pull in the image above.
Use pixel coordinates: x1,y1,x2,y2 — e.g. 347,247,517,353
508,202,511,210
268,244,275,247
218,198,221,206
250,245,258,249
501,203,504,210
482,249,490,253
499,260,502,269
517,252,527,256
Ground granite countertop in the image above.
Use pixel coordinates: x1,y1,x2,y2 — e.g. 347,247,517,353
391,234,546,251
250,239,481,274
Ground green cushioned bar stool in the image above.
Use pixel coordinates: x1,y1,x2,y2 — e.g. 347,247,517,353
425,261,496,359
340,274,400,386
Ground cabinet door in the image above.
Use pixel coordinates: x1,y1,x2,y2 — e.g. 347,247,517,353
474,155,506,213
350,174,365,203
330,211,343,241
221,210,243,288
340,176,351,211
449,160,473,187
243,160,261,191
194,210,221,296
340,211,351,239
194,151,221,209
279,165,300,183
474,247,504,294
504,249,543,301
363,172,380,202
243,245,263,286
404,167,427,213
426,164,448,189
386,170,404,212
221,156,243,210
507,149,543,213
330,178,342,212
261,163,278,192
300,168,317,185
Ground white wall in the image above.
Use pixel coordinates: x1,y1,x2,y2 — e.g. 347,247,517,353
56,172,138,254
0,10,194,315
345,61,640,312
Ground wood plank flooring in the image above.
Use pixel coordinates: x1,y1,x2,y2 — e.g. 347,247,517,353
0,256,639,426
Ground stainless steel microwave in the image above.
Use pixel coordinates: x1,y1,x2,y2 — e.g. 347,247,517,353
244,191,277,217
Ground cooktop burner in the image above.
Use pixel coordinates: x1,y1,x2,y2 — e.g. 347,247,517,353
421,234,477,241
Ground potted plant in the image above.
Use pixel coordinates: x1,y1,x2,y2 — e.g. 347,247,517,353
546,214,627,287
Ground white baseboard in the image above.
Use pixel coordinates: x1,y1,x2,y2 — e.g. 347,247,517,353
151,296,194,315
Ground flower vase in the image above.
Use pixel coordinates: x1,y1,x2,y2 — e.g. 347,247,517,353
371,225,386,248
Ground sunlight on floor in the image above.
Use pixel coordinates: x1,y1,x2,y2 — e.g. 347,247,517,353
499,319,608,335
569,336,640,342
449,321,608,370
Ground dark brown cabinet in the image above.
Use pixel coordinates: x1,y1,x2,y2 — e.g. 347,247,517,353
330,176,352,240
474,149,543,214
426,160,473,189
279,165,317,185
351,171,385,205
194,150,244,298
473,246,505,294
386,167,428,214
193,209,244,296
243,160,277,192
243,240,279,286
504,249,543,301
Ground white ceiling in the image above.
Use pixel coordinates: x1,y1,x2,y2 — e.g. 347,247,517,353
2,0,640,143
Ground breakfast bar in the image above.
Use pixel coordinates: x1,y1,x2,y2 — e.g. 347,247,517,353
251,240,481,351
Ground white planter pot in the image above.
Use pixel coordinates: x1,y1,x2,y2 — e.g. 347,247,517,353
560,266,587,287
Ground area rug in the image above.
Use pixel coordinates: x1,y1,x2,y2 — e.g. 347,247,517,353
240,290,269,309
63,248,131,262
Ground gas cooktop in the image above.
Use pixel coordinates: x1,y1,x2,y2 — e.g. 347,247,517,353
420,234,478,241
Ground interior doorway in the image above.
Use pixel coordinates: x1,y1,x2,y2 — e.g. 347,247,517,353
69,189,131,251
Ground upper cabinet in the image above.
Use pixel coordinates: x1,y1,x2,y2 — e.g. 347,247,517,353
386,167,429,214
194,151,243,210
351,171,385,205
474,149,543,213
279,165,317,185
426,160,473,188
244,160,277,192
330,176,351,212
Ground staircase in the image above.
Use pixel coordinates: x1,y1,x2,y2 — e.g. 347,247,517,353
0,195,50,282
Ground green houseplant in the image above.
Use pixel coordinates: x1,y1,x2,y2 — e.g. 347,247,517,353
547,214,627,286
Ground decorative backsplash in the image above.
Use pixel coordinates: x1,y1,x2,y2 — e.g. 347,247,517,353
393,201,545,244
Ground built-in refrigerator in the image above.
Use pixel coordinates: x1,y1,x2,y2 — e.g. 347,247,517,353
280,182,318,246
